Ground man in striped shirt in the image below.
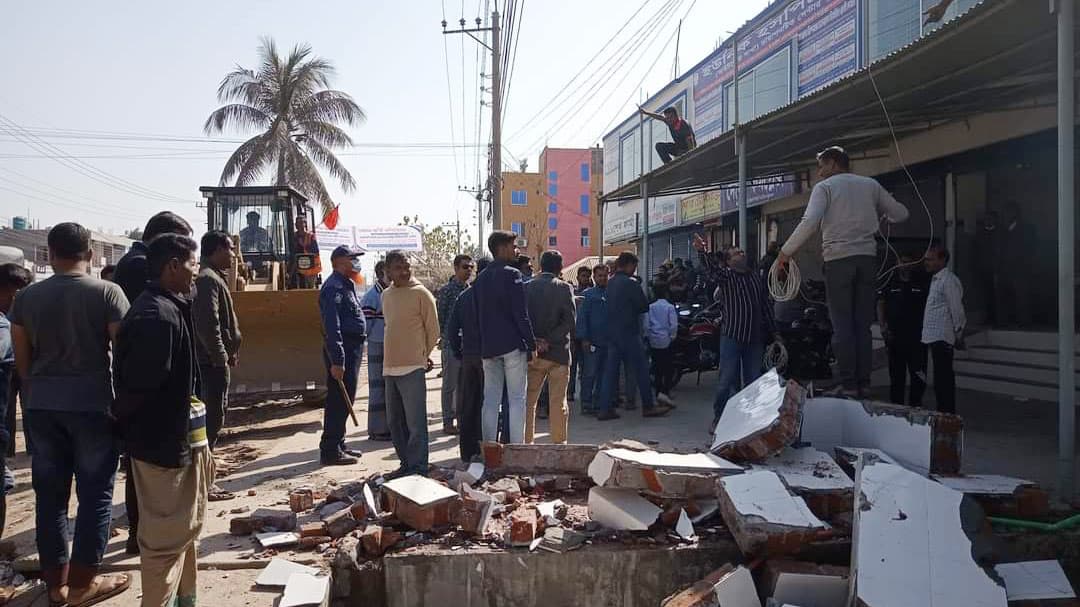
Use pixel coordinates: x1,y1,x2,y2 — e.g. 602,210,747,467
694,235,778,428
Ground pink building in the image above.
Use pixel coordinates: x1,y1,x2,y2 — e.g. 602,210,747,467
538,148,595,266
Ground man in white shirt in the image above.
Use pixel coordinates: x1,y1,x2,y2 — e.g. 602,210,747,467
646,285,678,407
777,146,909,397
921,245,966,414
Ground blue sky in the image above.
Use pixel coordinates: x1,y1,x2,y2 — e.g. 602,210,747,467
0,0,768,237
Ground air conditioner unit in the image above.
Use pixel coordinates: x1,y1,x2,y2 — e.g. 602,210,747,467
516,237,528,247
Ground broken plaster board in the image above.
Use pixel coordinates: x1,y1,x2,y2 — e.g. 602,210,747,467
382,474,459,506
933,474,1035,496
713,566,762,607
588,448,742,486
719,470,827,529
854,461,1007,607
835,446,898,467
801,398,933,475
587,487,662,531
280,573,330,607
255,558,319,587
994,560,1076,601
711,369,787,452
255,531,300,548
675,509,695,540
771,573,847,607
754,447,853,492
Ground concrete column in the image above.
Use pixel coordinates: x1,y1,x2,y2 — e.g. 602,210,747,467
1057,0,1076,500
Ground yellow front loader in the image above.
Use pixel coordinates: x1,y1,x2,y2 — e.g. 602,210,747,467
199,186,328,401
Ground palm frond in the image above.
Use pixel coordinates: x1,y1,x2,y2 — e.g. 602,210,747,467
295,120,353,149
203,103,271,135
300,137,356,193
219,134,268,186
283,149,335,214
216,67,260,103
293,90,365,127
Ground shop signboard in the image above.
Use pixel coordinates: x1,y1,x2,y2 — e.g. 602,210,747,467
718,175,797,213
648,197,678,234
681,193,706,224
605,214,639,242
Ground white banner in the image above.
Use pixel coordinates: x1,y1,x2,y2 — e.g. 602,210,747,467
355,226,423,252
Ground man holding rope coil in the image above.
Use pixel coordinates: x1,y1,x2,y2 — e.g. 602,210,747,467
776,146,909,398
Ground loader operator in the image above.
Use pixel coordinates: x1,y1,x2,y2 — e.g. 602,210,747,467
239,211,273,254
318,245,367,466
292,215,322,288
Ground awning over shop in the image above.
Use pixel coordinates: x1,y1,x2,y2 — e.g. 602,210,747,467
601,0,1071,203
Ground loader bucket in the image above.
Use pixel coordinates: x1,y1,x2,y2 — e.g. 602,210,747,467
229,289,327,396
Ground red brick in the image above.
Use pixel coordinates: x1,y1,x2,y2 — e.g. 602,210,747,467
483,442,599,476
297,535,331,550
360,525,402,557
289,489,315,513
325,509,359,538
349,500,368,521
228,509,296,535
713,377,804,462
455,489,495,536
508,508,539,547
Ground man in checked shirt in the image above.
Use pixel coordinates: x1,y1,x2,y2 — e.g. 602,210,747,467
921,245,966,414
694,235,780,430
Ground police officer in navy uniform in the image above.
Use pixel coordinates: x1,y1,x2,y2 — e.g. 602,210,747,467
319,245,367,465
876,252,930,406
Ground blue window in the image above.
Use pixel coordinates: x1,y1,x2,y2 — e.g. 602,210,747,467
580,163,590,182
511,190,527,206
579,195,590,215
548,217,558,230
548,202,558,214
581,235,590,248
548,236,558,247
548,171,558,182
548,183,558,196
511,222,523,235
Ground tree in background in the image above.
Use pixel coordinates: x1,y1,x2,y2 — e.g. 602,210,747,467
204,37,365,215
397,215,477,291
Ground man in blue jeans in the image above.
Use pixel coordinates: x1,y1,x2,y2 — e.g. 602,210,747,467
474,231,536,444
575,264,609,415
596,252,673,421
318,246,367,466
11,223,132,606
694,235,778,427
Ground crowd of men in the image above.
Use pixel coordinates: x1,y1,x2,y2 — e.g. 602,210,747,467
0,143,973,607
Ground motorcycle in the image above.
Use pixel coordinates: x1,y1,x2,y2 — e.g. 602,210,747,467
669,300,723,387
773,279,834,382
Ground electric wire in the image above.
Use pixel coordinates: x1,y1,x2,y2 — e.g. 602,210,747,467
442,0,464,186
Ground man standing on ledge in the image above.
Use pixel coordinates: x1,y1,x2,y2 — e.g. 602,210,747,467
777,146,909,398
318,245,367,466
640,106,696,164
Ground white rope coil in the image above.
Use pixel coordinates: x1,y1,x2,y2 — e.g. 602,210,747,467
768,257,800,302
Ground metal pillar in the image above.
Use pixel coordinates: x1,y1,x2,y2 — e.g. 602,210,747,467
737,129,748,250
640,111,650,288
599,194,606,265
1057,0,1076,500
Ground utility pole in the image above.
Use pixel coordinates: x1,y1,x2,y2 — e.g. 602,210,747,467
443,10,502,230
459,185,485,251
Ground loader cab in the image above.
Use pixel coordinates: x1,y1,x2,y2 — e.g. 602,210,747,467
199,185,318,291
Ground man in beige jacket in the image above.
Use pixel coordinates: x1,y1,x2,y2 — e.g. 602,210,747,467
381,250,440,477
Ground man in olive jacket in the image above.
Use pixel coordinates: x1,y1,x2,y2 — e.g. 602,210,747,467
192,231,242,450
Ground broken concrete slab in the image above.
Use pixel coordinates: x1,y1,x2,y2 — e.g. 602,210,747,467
382,475,462,532
319,501,349,519
482,442,600,476
754,447,854,518
933,474,1050,519
710,369,804,461
280,572,330,607
662,564,760,607
717,470,829,557
324,509,359,539
801,398,963,475
833,446,898,476
455,485,495,536
255,531,300,549
690,500,719,524
852,460,1007,607
229,508,297,535
761,560,848,607
537,527,586,553
485,477,523,501
360,526,403,557
674,509,695,541
994,560,1076,603
587,487,662,531
255,557,319,587
299,522,328,538
589,448,742,498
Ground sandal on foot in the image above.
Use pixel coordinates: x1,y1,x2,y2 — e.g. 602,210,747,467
67,573,132,607
208,485,236,502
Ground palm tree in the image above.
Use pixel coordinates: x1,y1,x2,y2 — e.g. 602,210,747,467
205,37,364,214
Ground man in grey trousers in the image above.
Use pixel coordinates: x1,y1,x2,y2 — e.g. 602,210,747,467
192,230,242,499
778,146,909,397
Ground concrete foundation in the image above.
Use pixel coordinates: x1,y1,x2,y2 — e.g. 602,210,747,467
341,540,743,607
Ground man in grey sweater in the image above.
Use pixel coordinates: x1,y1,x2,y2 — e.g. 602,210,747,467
524,251,576,444
777,146,909,396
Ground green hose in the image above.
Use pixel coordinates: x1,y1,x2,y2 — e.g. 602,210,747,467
988,513,1080,532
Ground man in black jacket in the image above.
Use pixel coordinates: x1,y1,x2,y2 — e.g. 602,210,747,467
111,209,191,553
115,234,213,607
